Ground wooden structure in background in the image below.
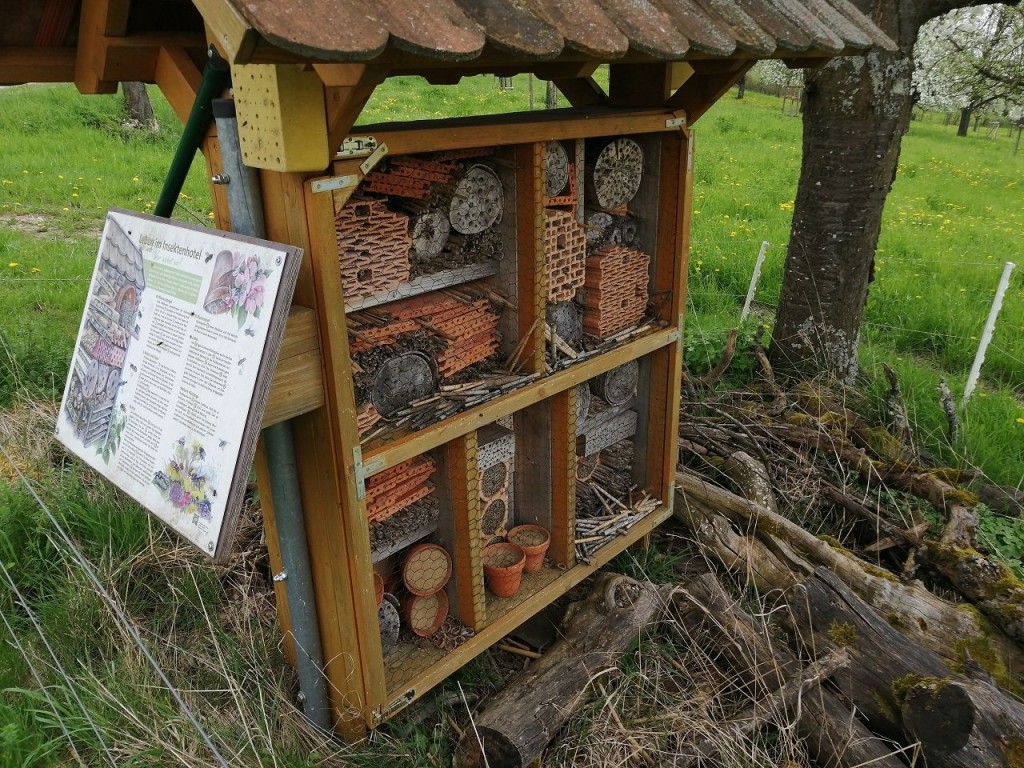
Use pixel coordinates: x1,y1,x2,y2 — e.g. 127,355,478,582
0,0,893,739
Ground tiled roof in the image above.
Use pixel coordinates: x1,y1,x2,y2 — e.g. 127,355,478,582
230,0,895,63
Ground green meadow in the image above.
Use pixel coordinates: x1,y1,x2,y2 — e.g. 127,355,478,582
0,74,1021,765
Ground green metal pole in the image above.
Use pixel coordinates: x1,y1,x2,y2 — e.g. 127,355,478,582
154,46,230,218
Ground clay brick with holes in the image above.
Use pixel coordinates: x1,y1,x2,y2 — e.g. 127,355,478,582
583,244,650,337
366,456,436,523
545,209,587,302
335,198,411,300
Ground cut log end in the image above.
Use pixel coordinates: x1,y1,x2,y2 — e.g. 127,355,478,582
901,680,975,755
456,729,524,768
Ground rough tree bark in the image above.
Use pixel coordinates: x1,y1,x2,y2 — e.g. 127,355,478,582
769,0,1021,379
121,81,157,129
455,574,669,768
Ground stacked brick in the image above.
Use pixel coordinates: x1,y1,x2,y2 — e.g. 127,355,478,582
365,456,436,524
356,402,381,436
363,156,459,200
335,199,411,300
545,209,587,302
348,292,500,378
582,244,650,337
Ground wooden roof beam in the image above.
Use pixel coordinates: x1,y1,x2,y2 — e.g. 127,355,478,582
193,0,260,63
0,47,76,84
665,60,756,123
90,32,208,84
75,0,120,94
154,46,205,123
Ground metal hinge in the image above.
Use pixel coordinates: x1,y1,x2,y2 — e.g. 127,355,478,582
311,174,359,193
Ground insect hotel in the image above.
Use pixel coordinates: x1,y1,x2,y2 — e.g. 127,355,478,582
2,0,893,739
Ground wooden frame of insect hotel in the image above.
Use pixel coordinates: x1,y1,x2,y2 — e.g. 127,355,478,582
1,0,895,740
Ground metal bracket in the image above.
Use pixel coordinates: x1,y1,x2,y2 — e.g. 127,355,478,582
311,174,360,193
665,116,686,129
353,446,367,500
372,690,416,726
359,142,389,175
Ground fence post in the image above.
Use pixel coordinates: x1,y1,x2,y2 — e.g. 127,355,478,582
962,261,1016,406
739,241,770,323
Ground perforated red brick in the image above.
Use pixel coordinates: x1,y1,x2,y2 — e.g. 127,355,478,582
582,244,650,337
545,209,587,302
335,198,411,300
349,291,501,378
545,165,578,207
366,456,436,523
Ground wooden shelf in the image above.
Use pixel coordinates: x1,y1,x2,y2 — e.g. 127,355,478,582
260,112,692,736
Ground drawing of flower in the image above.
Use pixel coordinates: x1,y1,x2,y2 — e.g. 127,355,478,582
155,438,215,522
203,250,273,328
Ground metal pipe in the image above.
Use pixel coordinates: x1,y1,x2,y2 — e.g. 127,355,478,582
154,46,230,218
211,99,265,237
213,101,332,731
262,422,332,731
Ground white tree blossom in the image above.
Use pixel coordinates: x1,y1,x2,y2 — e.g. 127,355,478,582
914,5,1024,127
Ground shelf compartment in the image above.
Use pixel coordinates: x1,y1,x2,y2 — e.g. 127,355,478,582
380,500,673,716
361,324,677,475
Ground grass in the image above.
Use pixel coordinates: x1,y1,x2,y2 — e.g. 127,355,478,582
0,74,1022,765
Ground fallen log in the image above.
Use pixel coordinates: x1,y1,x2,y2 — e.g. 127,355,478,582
674,471,1024,688
455,574,669,768
788,567,1024,768
675,572,905,768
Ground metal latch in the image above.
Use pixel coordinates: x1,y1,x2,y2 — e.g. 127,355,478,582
337,136,378,158
372,690,415,726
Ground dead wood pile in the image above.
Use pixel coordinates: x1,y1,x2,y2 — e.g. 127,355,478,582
673,370,1024,767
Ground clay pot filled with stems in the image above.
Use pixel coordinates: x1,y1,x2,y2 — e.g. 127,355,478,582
507,524,550,573
482,542,526,598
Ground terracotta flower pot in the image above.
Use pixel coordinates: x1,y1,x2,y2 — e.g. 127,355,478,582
402,543,452,596
508,524,551,574
401,591,449,637
482,542,526,598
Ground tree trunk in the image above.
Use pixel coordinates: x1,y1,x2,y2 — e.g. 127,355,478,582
735,74,746,99
957,107,973,136
545,80,558,110
769,51,914,381
789,567,1024,767
122,81,157,129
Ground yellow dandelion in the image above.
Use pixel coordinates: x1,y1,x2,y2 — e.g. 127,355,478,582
1015,418,1024,425
7,262,18,268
